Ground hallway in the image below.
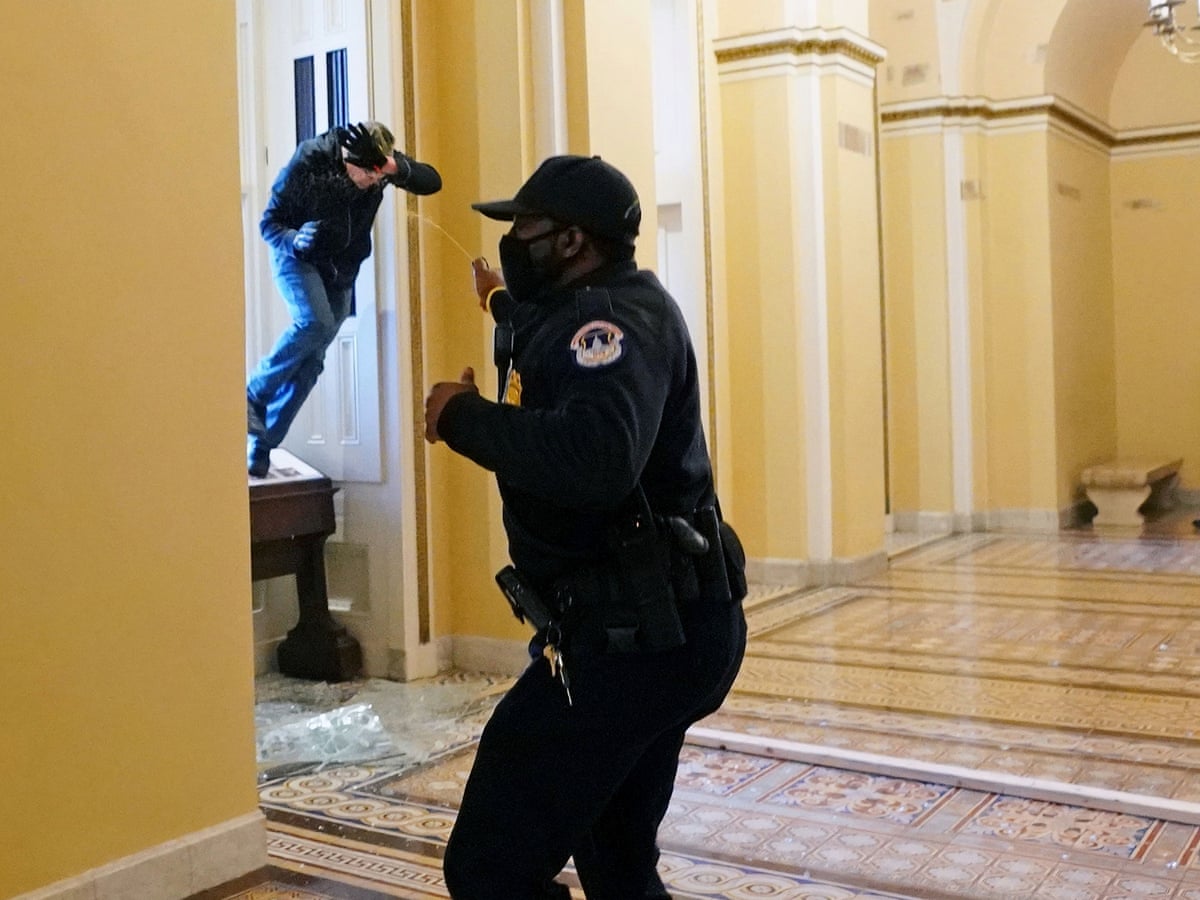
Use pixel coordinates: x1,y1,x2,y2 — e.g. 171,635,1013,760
200,524,1200,899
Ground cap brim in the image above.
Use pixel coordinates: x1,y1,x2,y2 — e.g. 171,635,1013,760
471,199,529,221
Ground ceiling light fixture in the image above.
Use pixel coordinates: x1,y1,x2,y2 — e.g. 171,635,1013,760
1146,0,1200,62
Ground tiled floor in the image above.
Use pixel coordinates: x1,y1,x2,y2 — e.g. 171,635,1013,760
200,519,1200,899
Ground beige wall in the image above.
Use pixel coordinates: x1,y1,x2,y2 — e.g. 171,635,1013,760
1111,33,1200,131
719,74,810,557
421,0,529,643
880,133,954,517
978,132,1060,512
1047,134,1118,507
871,0,946,105
1,3,258,895
961,0,1065,98
822,76,886,557
1111,153,1200,483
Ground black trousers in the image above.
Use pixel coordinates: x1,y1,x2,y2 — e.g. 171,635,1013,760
442,599,747,899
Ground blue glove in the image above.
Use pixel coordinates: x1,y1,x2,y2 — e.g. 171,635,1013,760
292,221,321,257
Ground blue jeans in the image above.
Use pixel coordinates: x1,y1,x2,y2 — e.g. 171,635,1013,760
247,253,353,451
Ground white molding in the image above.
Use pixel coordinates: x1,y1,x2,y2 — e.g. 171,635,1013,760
531,0,568,158
13,814,266,900
935,0,969,98
747,557,812,587
450,634,531,677
891,510,956,535
718,54,878,89
713,26,885,86
943,128,974,520
687,728,1200,826
955,510,988,533
881,93,1200,161
824,549,888,584
982,508,1063,534
792,69,835,565
747,550,887,587
1112,137,1200,161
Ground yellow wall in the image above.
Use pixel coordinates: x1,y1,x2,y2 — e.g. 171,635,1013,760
571,2,659,260
1,3,258,894
961,0,1065,98
1111,153,1200,483
421,0,529,642
1110,33,1200,131
871,0,946,105
979,132,1059,511
718,0,867,34
1047,134,1117,506
823,76,886,557
880,132,954,516
719,75,809,557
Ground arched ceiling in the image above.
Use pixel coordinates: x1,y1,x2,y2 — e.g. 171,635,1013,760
871,1,1198,128
1043,0,1146,118
962,0,1197,128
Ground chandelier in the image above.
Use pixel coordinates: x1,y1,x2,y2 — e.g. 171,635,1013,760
1146,0,1200,62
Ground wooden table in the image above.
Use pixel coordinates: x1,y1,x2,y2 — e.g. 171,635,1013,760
249,450,362,681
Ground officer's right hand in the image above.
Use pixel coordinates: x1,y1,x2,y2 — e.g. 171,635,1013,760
424,368,478,443
471,257,505,311
292,221,321,257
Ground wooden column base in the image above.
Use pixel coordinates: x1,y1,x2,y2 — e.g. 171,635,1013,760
278,623,363,682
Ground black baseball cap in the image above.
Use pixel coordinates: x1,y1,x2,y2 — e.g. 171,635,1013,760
472,155,641,246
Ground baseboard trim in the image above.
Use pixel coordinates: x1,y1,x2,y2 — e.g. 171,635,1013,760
890,510,956,535
13,812,266,900
451,634,531,677
748,549,888,587
982,508,1063,533
746,557,810,586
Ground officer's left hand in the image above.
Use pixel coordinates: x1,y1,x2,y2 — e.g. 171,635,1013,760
424,368,478,443
471,257,505,310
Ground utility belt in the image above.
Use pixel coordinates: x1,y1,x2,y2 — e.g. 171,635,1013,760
495,496,746,655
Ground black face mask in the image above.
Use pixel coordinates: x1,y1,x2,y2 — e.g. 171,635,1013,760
499,227,567,304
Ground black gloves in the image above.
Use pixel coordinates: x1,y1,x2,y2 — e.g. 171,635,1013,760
339,121,441,195
339,122,389,169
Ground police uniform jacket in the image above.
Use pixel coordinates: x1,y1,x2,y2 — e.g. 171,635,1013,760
437,260,714,591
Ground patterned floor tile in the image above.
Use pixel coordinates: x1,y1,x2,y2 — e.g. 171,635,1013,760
204,529,1200,899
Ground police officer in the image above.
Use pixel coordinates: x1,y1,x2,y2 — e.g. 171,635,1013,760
424,155,747,899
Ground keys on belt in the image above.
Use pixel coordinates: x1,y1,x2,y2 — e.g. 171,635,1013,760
543,623,573,706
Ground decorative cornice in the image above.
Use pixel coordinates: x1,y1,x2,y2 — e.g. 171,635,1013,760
715,36,885,68
880,96,1200,155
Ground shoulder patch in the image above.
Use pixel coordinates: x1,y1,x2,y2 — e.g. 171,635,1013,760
570,320,624,368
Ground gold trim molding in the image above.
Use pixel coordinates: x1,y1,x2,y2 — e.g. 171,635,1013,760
399,0,431,646
881,97,1200,154
715,35,885,69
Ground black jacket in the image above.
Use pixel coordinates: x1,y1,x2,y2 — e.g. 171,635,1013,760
439,262,714,587
259,128,441,287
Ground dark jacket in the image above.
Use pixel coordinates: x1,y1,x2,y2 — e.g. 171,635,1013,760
438,262,714,588
259,128,441,287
